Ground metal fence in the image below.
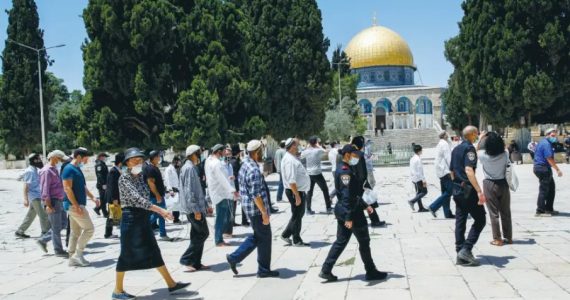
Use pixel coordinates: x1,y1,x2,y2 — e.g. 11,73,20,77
370,145,414,167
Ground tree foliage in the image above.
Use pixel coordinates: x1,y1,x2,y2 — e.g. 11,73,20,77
0,0,49,157
444,0,570,129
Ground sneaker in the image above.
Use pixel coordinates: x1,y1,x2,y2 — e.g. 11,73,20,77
281,236,293,246
69,256,89,267
168,282,190,294
370,221,386,228
257,270,280,278
54,251,69,258
15,232,30,239
428,207,437,218
36,240,48,253
226,254,238,275
111,291,136,300
365,270,388,281
293,241,310,247
318,271,338,282
407,200,415,211
457,248,480,266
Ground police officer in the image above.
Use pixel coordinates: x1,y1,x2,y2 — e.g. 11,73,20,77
351,136,385,227
95,152,110,217
319,145,387,282
450,126,486,266
104,153,124,239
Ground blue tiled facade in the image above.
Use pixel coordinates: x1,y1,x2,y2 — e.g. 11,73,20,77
353,66,415,89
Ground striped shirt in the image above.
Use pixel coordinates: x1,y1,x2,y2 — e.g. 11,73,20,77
301,147,325,176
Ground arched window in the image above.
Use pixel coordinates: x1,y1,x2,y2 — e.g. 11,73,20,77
396,97,412,113
415,96,433,114
376,98,393,113
358,99,372,114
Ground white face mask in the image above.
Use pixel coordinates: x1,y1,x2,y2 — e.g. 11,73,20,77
349,157,359,166
56,162,63,170
131,164,143,175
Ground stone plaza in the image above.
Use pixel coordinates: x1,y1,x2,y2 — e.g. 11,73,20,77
0,148,569,300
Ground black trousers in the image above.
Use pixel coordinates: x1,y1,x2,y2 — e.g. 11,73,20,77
97,187,108,217
104,217,114,238
179,213,209,268
454,189,486,252
410,181,427,210
534,165,555,213
227,214,272,274
282,190,306,243
322,214,376,274
307,174,332,211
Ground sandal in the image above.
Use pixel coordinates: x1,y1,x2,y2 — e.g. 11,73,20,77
490,240,504,246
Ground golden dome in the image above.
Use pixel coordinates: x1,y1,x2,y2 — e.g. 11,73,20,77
345,25,415,69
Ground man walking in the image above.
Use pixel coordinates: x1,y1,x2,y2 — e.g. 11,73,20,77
165,155,182,224
450,126,486,266
206,144,238,246
533,128,563,217
274,141,286,202
145,150,173,241
63,147,99,267
319,145,387,282
301,136,332,214
226,140,279,278
104,153,124,239
179,145,212,272
94,152,109,217
15,153,49,239
37,150,69,257
280,138,310,247
429,131,455,218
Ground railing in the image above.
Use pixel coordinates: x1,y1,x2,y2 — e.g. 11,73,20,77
370,144,414,167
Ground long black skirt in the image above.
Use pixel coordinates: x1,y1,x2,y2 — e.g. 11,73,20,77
116,207,165,272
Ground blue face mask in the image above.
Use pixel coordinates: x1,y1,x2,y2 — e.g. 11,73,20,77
547,137,557,143
349,157,359,166
121,166,128,173
78,162,84,168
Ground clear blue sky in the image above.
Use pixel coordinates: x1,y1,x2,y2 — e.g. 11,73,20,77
0,0,463,92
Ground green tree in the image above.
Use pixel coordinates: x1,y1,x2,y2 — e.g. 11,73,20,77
331,44,351,76
236,0,331,140
0,0,48,157
445,0,570,129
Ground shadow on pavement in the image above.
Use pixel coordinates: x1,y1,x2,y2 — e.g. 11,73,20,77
86,242,114,249
478,255,516,268
309,241,331,249
137,289,200,300
90,258,116,268
234,268,306,279
331,272,403,287
511,238,536,245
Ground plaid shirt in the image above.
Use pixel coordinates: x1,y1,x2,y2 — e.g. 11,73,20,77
238,156,270,218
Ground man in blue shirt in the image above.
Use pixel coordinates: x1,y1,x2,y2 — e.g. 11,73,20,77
63,147,99,267
226,140,279,278
15,154,50,238
533,128,563,217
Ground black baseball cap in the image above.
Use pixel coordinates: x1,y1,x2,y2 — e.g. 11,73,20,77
341,144,357,155
148,150,160,159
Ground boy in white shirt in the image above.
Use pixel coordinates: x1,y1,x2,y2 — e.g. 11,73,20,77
408,145,428,212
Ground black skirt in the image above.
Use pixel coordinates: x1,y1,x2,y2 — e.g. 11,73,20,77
116,207,165,272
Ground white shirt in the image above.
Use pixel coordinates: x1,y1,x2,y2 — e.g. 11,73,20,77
205,155,236,205
300,147,325,175
281,152,310,192
164,164,179,191
410,154,425,183
435,139,452,178
328,148,339,172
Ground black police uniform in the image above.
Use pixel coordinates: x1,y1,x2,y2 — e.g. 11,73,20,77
95,159,109,217
450,140,486,253
322,161,377,274
354,150,382,225
104,165,121,238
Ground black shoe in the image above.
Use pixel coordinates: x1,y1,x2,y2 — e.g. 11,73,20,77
93,207,101,216
36,240,48,253
15,232,30,239
326,207,333,214
307,209,315,215
370,221,386,228
257,270,280,278
55,251,69,258
418,208,429,213
151,223,159,230
365,270,388,281
293,241,310,247
242,222,250,227
168,282,190,294
226,254,238,275
407,200,415,211
445,214,456,219
270,207,279,213
280,236,292,246
457,248,480,266
173,219,182,224
456,257,470,265
428,207,437,218
319,271,338,282
546,210,559,216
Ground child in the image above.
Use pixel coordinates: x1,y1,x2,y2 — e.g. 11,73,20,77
408,145,428,212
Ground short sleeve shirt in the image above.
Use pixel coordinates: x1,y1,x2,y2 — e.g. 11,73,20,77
534,138,554,167
23,166,41,200
62,164,87,208
450,140,477,183
144,164,166,196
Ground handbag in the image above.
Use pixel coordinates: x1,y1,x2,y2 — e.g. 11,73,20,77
108,204,122,226
505,152,519,192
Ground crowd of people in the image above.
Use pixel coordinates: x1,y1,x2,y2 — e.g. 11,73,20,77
13,125,567,299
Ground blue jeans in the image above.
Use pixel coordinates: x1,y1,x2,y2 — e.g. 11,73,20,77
227,214,272,274
277,173,284,201
150,196,166,237
429,174,453,217
39,199,67,252
215,199,231,244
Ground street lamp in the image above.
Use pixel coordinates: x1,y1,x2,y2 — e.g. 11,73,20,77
7,39,65,160
332,59,350,109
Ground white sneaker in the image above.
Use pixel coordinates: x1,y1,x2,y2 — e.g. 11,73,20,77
69,255,90,267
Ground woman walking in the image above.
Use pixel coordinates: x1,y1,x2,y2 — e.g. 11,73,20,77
112,148,190,300
477,132,512,246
